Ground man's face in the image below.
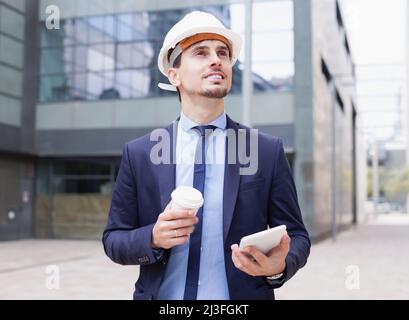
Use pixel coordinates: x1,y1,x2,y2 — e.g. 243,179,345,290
174,39,233,99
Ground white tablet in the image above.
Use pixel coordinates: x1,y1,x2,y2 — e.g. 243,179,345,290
239,225,287,254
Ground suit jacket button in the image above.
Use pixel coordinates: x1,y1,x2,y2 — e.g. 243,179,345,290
148,295,153,300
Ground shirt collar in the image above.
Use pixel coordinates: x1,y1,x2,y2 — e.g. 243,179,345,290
180,111,227,133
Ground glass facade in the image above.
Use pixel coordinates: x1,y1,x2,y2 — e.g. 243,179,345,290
36,158,120,195
38,1,294,103
0,1,25,126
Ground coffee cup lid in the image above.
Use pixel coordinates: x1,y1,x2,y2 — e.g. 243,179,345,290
171,186,204,209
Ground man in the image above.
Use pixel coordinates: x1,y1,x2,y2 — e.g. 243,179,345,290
103,11,310,300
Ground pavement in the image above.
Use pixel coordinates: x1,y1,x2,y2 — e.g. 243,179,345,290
0,213,408,300
276,212,409,300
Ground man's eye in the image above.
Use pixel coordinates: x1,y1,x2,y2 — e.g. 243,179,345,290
219,51,228,56
196,51,205,55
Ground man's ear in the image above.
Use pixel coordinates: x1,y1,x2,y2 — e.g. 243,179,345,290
167,68,181,87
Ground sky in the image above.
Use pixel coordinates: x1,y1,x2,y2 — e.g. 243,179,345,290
341,0,408,146
341,0,407,65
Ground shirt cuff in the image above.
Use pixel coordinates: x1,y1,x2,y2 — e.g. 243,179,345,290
265,267,287,287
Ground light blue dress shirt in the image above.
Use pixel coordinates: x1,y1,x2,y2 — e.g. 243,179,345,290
157,111,230,300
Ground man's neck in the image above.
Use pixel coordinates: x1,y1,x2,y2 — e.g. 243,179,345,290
181,95,225,125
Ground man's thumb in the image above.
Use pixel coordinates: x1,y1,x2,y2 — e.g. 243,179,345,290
280,232,290,249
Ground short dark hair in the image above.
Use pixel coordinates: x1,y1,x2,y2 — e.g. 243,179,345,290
169,50,182,102
172,52,182,68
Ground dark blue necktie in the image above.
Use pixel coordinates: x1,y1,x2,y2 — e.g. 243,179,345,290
184,125,216,300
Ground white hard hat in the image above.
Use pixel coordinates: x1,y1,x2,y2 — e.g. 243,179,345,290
157,11,242,91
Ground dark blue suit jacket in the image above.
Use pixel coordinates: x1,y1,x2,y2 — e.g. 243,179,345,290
103,115,310,300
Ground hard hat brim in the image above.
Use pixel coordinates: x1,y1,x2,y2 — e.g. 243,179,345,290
158,26,242,77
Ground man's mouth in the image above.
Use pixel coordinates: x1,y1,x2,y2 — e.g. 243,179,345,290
204,73,225,81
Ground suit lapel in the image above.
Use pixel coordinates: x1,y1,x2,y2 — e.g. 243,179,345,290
156,120,178,212
223,115,241,244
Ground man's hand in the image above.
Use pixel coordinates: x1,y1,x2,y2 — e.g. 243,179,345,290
231,233,291,277
152,202,199,249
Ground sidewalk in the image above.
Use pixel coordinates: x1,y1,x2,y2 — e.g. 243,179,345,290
0,240,137,299
0,213,408,300
276,213,409,300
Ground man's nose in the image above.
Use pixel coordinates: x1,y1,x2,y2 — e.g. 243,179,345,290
209,51,222,66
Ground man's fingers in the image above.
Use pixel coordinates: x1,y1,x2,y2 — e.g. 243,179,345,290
168,225,195,238
162,208,196,221
165,202,172,211
232,245,257,269
267,233,290,256
243,246,267,264
167,235,189,247
155,217,198,242
279,233,291,250
231,244,245,271
154,203,198,249
231,251,243,270
166,217,198,230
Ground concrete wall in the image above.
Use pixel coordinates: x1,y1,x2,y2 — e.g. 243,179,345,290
293,0,358,240
355,112,367,222
35,92,295,155
310,0,357,238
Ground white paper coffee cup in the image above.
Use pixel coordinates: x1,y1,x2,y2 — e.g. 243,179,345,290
171,186,204,215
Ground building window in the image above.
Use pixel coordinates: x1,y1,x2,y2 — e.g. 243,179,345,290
344,35,351,57
336,0,343,29
335,89,344,113
321,58,331,83
38,1,294,103
35,158,121,239
36,158,120,195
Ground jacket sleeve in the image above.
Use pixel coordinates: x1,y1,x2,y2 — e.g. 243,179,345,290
267,138,311,288
102,143,157,266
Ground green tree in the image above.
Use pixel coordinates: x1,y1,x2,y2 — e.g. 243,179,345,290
384,167,409,197
367,166,385,198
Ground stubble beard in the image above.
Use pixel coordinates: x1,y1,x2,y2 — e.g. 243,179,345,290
202,87,229,99
186,86,229,99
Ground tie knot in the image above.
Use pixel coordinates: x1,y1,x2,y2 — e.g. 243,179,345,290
194,125,217,137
